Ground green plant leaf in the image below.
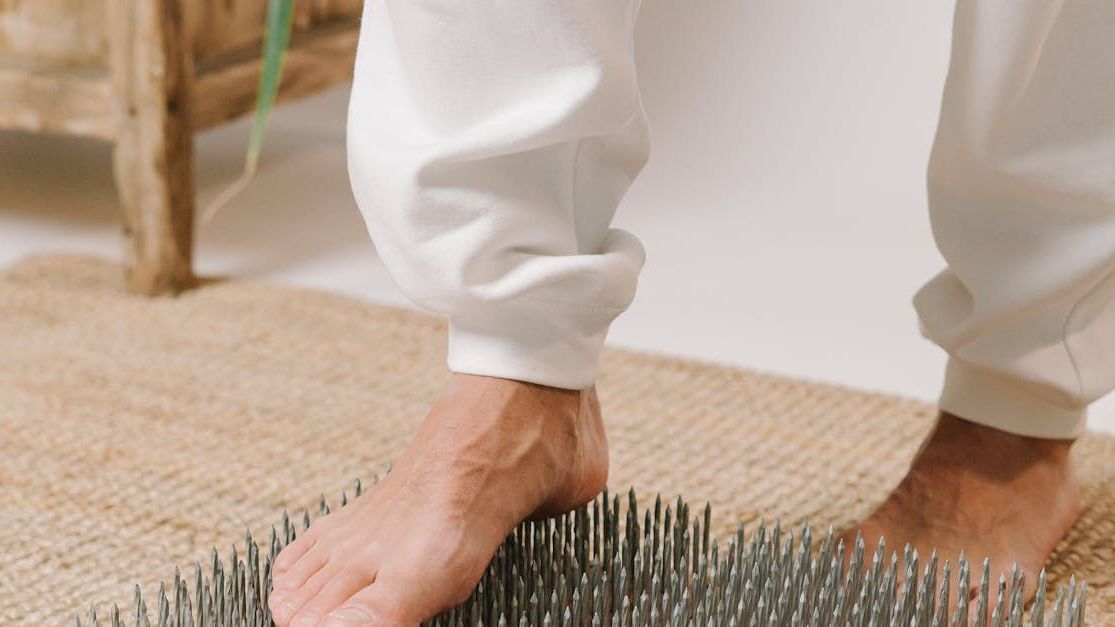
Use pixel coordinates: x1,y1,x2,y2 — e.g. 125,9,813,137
202,0,295,223
247,0,296,171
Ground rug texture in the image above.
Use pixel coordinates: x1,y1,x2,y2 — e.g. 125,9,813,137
0,254,1113,625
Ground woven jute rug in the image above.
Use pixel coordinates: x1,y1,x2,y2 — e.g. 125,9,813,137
1,254,1113,625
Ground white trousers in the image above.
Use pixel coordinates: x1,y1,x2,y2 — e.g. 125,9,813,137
348,0,1115,439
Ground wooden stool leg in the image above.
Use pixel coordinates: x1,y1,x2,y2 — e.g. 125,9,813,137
109,0,196,295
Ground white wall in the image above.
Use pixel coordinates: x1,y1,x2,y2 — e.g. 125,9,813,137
613,0,955,396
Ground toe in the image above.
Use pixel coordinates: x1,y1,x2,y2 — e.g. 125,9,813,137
274,534,318,576
270,563,335,626
272,542,329,598
290,568,378,627
320,584,414,627
276,510,353,574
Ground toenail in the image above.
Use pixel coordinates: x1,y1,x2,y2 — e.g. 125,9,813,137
327,606,375,622
291,613,322,627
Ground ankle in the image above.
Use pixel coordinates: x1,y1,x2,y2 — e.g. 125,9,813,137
427,374,608,511
910,413,1079,502
936,412,1074,457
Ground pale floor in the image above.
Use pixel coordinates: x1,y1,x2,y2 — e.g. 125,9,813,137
3,0,1113,434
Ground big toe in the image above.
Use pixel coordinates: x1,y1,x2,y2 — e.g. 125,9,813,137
320,582,424,627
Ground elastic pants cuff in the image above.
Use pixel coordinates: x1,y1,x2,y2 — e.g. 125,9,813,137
938,359,1086,439
447,312,607,390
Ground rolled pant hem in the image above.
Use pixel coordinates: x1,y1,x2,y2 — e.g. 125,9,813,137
447,316,600,391
938,359,1087,439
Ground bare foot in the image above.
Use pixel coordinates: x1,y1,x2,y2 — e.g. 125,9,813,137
843,412,1082,609
268,374,608,626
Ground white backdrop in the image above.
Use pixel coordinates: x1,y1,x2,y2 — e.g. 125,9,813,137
614,0,954,397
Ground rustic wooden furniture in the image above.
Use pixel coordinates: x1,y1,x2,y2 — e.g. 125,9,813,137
0,0,362,294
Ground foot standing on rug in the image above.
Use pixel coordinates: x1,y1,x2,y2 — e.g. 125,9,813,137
268,1,1114,624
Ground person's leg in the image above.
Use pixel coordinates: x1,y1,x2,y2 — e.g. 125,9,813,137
849,0,1115,602
269,1,649,625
